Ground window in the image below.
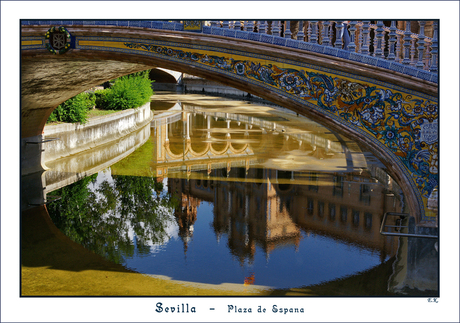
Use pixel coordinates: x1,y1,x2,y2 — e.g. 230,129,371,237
329,204,336,221
318,201,324,217
333,175,344,197
364,213,373,229
340,207,348,223
360,184,371,205
307,199,314,216
353,210,360,226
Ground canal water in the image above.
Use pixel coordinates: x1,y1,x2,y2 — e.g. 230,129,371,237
46,92,405,294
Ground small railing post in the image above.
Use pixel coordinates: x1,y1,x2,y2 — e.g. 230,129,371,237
416,20,426,69
322,21,331,46
429,21,438,73
410,38,416,66
247,20,254,32
234,20,241,31
259,21,267,34
284,20,292,38
361,21,370,55
297,20,305,41
310,21,318,44
243,21,248,31
402,21,412,65
222,21,229,29
348,21,357,52
374,21,384,58
388,21,397,60
357,22,363,52
335,21,343,48
272,21,281,37
396,31,402,63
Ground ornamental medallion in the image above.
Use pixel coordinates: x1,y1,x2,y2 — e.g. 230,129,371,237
45,26,71,54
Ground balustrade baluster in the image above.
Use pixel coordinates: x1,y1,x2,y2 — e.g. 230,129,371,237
259,21,267,34
334,21,343,48
272,21,281,37
306,21,311,42
396,32,402,63
410,38,416,66
322,21,331,46
310,21,318,44
416,21,426,69
343,21,351,50
348,21,357,52
358,23,363,53
243,21,248,31
284,21,292,38
382,26,388,57
297,21,305,41
361,21,370,55
402,21,412,65
429,21,438,72
234,20,241,30
388,21,397,60
374,21,384,58
425,44,431,70
222,21,229,29
210,21,220,28
316,21,324,45
247,20,254,32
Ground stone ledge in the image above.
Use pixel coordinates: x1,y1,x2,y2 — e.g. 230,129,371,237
43,102,153,163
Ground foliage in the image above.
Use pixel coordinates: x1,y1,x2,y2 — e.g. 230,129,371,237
47,172,179,265
47,92,96,124
47,70,153,124
96,70,154,111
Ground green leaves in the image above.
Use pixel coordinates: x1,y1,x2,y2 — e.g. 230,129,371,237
96,71,153,111
47,92,95,124
47,173,178,265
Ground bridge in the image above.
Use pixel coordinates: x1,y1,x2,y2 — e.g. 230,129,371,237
21,20,438,226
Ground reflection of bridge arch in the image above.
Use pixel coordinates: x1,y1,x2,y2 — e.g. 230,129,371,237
21,23,438,223
163,111,252,159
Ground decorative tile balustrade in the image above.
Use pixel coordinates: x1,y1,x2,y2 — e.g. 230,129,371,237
21,20,438,83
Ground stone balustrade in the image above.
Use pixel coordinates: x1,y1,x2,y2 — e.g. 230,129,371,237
201,20,438,74
21,19,438,83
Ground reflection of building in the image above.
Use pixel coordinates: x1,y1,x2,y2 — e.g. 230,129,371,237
168,165,401,264
170,178,200,254
157,103,402,262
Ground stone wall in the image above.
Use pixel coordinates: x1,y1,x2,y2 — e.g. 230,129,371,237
43,102,153,164
182,74,264,101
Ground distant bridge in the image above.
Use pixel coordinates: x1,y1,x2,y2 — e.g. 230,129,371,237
21,20,438,225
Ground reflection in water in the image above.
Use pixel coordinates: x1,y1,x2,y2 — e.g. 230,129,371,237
47,94,406,292
47,172,178,264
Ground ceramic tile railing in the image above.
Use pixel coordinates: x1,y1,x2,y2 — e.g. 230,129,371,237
21,20,439,82
204,20,438,74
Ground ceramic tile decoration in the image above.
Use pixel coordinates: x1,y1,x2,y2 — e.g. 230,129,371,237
20,20,438,82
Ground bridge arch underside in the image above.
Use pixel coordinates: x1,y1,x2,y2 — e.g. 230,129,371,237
21,28,438,225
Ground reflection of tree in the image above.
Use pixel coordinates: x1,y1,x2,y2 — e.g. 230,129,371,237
48,173,179,265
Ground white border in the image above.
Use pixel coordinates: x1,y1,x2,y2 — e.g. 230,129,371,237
2,1,459,322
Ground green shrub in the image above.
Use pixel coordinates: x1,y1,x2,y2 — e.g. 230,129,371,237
47,92,95,124
99,71,153,110
47,70,154,124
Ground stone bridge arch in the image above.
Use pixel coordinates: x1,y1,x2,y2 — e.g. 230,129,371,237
21,24,438,225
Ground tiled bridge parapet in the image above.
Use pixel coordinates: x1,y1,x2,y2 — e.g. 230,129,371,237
21,22,438,225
